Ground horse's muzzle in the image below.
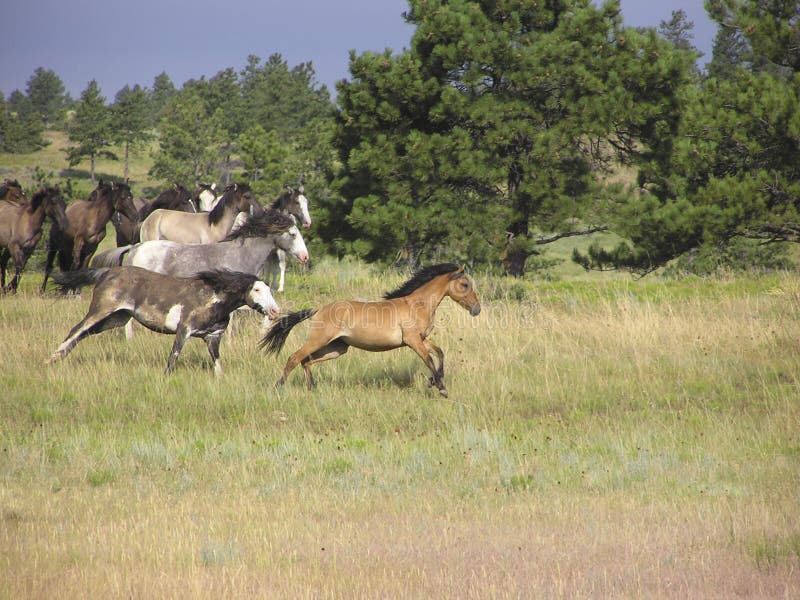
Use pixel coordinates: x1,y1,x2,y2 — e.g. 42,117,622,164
470,303,481,317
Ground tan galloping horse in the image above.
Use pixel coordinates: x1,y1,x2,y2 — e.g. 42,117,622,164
41,181,138,293
0,186,68,292
260,263,481,397
139,182,261,244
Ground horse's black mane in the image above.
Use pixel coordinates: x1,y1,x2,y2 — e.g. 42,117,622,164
383,263,461,299
193,269,259,296
269,189,293,211
27,187,58,213
223,210,294,240
209,182,252,225
149,184,189,213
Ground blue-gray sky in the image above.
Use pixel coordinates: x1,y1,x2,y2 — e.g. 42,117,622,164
1,1,716,101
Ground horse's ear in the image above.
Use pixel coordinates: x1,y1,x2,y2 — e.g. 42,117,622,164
448,266,466,280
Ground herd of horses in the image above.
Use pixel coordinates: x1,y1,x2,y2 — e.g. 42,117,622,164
1,178,480,395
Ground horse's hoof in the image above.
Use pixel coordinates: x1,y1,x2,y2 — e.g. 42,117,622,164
438,388,448,398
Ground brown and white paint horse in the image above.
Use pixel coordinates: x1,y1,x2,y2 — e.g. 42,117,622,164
47,267,280,375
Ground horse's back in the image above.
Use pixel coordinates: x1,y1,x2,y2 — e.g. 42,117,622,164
140,209,211,243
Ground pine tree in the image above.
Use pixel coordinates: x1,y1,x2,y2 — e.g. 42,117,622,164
149,72,176,127
25,67,69,129
112,84,153,180
149,88,223,186
579,0,800,274
66,80,115,182
331,0,691,272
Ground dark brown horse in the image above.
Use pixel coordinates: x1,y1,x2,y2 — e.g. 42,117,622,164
41,181,139,293
0,179,27,205
47,267,280,375
112,184,198,246
261,263,481,397
0,186,68,293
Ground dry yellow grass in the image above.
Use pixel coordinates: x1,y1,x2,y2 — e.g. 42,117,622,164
1,265,799,598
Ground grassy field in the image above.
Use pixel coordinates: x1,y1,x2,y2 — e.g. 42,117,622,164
1,258,799,598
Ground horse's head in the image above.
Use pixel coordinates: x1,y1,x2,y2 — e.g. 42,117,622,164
0,179,26,204
195,183,217,212
173,184,197,212
289,185,312,229
275,224,309,265
446,267,481,317
111,182,139,222
43,187,69,230
247,280,281,319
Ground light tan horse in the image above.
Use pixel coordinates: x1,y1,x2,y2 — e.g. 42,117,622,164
260,263,481,397
139,182,261,243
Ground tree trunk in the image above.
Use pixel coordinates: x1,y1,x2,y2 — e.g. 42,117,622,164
124,142,130,181
502,248,529,277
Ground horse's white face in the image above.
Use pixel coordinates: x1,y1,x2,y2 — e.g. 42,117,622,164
248,281,280,319
295,193,312,229
276,225,309,264
198,187,218,212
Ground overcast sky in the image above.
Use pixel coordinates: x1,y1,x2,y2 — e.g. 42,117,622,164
1,1,716,102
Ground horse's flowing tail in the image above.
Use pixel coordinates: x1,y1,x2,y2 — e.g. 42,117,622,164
259,308,316,355
90,245,132,268
52,268,109,293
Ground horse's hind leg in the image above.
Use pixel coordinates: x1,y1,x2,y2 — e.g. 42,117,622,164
47,309,130,364
165,326,191,374
300,340,349,389
277,338,338,389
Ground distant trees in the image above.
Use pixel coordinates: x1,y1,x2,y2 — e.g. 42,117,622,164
150,87,224,185
149,53,333,193
0,68,67,152
0,92,47,152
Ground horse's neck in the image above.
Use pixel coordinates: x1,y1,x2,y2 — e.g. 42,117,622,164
210,204,241,235
92,194,115,221
22,200,48,229
406,276,450,317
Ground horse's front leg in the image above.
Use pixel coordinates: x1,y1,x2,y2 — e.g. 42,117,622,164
0,248,9,291
71,236,84,271
424,339,445,383
277,249,287,293
204,332,224,376
403,331,447,397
